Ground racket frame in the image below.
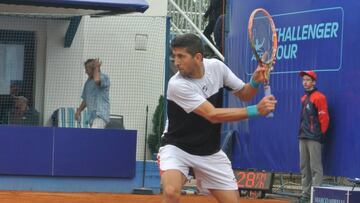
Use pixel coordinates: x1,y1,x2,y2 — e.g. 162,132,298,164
248,8,278,84
248,8,277,117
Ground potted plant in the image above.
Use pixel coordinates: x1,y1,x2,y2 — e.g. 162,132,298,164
148,95,165,160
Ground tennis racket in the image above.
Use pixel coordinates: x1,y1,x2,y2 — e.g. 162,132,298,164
248,8,277,117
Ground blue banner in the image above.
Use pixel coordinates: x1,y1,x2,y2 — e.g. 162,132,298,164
226,0,360,177
312,187,347,203
246,7,344,75
312,186,360,203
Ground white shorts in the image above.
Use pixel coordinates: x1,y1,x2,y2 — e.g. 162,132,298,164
158,145,238,193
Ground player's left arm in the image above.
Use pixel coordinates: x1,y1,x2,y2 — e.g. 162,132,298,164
314,94,330,133
193,95,276,123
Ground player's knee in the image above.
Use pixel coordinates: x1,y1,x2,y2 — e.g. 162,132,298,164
163,185,181,200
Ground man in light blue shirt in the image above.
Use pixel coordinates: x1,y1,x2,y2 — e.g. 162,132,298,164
75,58,110,128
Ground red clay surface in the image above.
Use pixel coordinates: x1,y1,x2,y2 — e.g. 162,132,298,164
0,191,291,203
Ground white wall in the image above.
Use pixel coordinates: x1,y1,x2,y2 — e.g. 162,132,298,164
43,19,86,126
43,15,167,159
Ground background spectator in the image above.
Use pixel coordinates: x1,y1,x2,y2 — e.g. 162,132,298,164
8,96,39,126
203,0,225,46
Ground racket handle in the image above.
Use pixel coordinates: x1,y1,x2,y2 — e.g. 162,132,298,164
264,85,274,118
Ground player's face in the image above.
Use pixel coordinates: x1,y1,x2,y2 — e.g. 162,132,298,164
302,75,316,91
172,47,201,77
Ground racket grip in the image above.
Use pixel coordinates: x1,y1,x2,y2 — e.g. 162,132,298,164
264,85,274,118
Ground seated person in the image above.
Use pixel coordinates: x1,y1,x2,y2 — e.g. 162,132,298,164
0,81,23,124
8,96,39,126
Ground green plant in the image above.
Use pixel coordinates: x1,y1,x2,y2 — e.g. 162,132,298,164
148,95,165,156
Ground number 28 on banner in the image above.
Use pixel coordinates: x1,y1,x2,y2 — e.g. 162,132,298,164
234,170,274,191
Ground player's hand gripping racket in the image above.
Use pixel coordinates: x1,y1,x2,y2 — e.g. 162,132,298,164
248,8,277,117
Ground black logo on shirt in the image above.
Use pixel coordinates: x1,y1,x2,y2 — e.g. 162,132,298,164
202,85,208,92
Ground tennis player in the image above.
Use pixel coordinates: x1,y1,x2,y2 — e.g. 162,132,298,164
158,33,277,203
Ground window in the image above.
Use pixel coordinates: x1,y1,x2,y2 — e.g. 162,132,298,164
0,30,36,125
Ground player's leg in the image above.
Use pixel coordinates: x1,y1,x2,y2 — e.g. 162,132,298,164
192,150,239,203
158,145,190,203
209,189,239,203
161,169,187,203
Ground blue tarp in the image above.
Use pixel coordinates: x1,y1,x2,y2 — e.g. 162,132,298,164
0,0,149,13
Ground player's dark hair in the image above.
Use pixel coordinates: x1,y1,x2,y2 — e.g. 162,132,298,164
171,33,204,56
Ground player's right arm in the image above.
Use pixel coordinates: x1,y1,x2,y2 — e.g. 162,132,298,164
193,95,276,124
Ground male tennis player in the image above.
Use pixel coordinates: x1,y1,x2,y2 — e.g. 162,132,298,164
158,33,277,203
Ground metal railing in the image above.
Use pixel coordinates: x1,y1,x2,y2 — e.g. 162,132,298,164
168,0,208,34
168,0,224,61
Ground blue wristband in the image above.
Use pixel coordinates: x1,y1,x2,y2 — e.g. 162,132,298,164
246,105,260,117
250,76,260,88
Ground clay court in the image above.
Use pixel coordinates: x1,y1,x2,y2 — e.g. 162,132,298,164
0,1,358,203
0,191,292,203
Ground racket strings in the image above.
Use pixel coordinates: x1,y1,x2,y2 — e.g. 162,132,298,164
251,12,275,64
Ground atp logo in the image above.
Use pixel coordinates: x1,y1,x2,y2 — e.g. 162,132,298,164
251,37,266,61
202,85,208,92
